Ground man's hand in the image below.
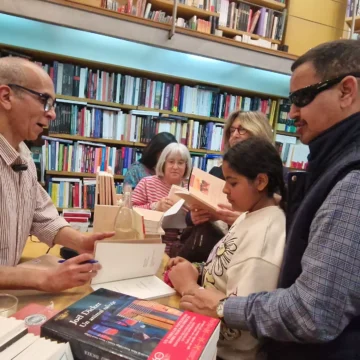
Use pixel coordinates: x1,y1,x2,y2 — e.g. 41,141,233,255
215,204,241,226
168,261,199,295
76,231,115,254
38,253,101,292
54,227,115,254
180,286,226,318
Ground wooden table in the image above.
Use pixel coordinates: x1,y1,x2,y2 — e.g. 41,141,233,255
0,238,180,312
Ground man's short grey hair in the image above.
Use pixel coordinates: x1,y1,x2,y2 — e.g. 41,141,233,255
0,57,30,87
155,142,192,179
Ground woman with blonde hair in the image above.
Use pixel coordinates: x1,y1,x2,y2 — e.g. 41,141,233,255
189,110,275,227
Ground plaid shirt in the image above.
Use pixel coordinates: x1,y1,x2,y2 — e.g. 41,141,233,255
223,170,360,343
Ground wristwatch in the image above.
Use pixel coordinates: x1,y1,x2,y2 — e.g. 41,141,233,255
216,297,227,319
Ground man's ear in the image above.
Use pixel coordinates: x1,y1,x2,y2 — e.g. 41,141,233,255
255,173,269,192
0,85,12,111
339,76,358,109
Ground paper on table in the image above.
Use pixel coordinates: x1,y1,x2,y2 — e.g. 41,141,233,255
91,275,175,300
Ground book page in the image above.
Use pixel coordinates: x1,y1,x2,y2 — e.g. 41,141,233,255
91,275,176,300
92,243,165,285
175,168,230,212
162,199,187,229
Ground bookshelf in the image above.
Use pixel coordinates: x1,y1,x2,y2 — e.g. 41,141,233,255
42,0,295,62
277,130,299,138
147,0,219,19
345,16,360,33
245,0,286,11
46,171,125,180
218,26,282,45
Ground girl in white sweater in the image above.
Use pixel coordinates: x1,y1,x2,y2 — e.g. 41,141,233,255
167,137,286,360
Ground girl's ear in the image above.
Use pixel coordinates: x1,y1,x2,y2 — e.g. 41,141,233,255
255,173,269,192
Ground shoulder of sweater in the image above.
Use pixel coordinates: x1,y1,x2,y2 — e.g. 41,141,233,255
227,206,286,267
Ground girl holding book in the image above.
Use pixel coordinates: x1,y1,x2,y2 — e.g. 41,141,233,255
188,110,274,228
166,137,286,360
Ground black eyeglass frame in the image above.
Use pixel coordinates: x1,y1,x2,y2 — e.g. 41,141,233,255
7,83,56,112
289,72,360,108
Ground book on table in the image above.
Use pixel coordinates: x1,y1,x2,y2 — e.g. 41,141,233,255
41,288,220,360
91,242,175,300
0,317,73,360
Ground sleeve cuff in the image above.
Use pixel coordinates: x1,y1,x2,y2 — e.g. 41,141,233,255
223,296,249,331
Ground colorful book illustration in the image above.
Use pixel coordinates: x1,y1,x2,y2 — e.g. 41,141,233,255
41,288,220,360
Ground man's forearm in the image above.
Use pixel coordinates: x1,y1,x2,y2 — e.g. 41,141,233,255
0,266,46,290
53,226,82,250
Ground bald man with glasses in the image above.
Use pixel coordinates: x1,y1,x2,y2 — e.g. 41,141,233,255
0,57,113,292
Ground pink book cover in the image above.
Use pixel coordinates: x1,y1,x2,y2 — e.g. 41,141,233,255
13,303,59,336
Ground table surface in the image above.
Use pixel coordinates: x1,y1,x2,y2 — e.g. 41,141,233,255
0,238,180,312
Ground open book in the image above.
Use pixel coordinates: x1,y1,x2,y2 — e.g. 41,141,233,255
91,242,175,300
171,167,230,213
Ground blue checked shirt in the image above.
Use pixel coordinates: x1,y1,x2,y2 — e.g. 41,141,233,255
223,170,360,343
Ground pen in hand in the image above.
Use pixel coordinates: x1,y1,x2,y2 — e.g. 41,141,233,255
58,259,99,264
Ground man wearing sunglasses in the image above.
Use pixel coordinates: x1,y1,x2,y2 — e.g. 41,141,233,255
0,56,114,292
179,39,360,359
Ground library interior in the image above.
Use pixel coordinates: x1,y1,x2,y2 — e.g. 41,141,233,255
0,0,360,359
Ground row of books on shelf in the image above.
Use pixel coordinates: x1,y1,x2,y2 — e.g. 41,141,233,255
276,99,296,134
43,138,142,177
48,177,122,210
275,134,309,170
346,0,360,17
101,0,285,42
51,105,225,151
36,60,277,120
219,1,286,41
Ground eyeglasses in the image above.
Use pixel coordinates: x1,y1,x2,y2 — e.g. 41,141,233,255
7,84,56,112
229,126,247,136
289,72,360,108
166,159,186,167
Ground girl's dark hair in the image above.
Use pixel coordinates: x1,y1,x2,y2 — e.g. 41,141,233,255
140,132,177,169
223,137,286,211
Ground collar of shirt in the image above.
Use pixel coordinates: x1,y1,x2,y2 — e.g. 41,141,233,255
0,134,32,167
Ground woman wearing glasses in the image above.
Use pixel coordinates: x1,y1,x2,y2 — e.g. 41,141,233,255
189,111,274,228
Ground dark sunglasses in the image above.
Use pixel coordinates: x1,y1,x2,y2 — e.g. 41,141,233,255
7,83,56,112
289,72,360,108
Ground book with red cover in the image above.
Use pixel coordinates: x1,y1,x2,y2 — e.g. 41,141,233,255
13,303,59,336
41,288,220,360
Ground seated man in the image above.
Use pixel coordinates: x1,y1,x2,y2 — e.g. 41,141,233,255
0,56,113,292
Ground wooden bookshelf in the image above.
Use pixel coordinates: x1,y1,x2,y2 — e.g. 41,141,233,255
244,0,286,11
345,16,360,31
42,0,296,62
46,171,125,180
189,148,222,155
148,0,219,19
218,26,282,44
47,133,136,147
57,207,94,212
276,130,300,138
46,133,224,155
137,106,225,123
56,95,137,110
